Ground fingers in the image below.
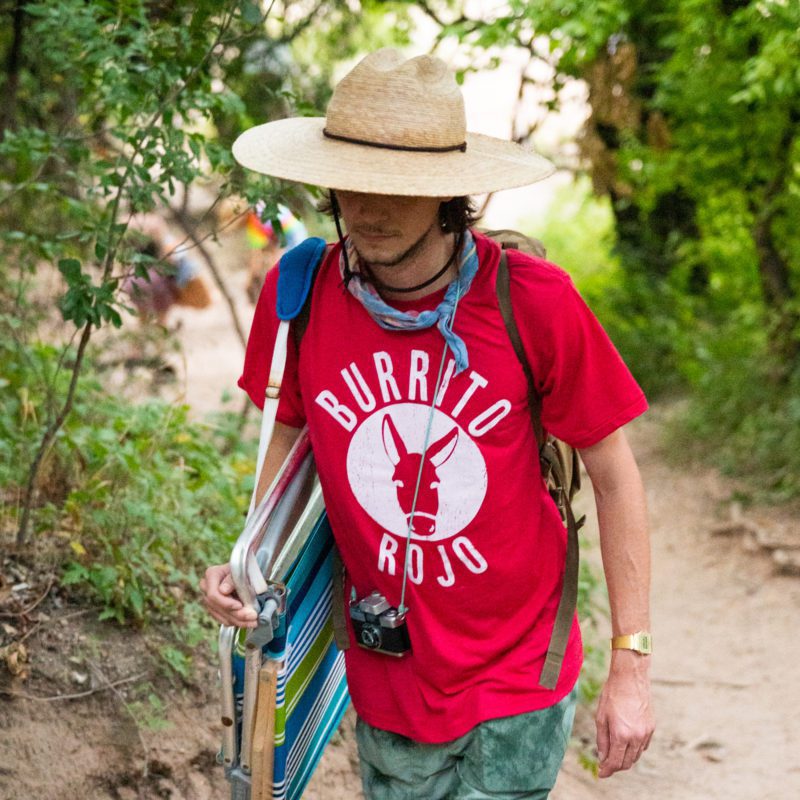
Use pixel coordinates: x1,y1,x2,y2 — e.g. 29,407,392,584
597,727,651,778
621,744,638,772
219,573,237,596
595,672,655,779
205,605,258,629
598,739,628,778
596,714,610,765
200,564,258,628
596,706,653,778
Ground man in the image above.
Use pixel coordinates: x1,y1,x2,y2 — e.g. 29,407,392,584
123,213,212,327
202,49,654,798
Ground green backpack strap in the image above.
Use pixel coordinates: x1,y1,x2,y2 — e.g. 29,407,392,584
496,249,580,691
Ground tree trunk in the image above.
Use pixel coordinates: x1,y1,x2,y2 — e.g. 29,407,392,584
749,122,800,377
1,1,26,138
752,215,800,375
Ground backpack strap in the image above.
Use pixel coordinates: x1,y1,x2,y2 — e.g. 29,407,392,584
495,252,545,449
275,237,333,348
276,237,327,320
496,249,580,691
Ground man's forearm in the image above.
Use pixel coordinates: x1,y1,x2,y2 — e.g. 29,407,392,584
580,428,654,778
595,479,650,637
579,428,650,638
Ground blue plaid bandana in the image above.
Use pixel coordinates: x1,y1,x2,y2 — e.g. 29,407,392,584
340,230,478,374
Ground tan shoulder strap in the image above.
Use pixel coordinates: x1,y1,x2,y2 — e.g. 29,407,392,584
495,250,545,449
495,248,580,691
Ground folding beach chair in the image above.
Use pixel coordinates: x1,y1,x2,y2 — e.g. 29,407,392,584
218,238,350,800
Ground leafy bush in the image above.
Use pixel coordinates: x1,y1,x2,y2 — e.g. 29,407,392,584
673,314,800,502
1,326,254,629
60,400,252,625
524,179,800,501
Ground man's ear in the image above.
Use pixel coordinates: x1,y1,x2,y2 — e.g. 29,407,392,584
437,197,455,229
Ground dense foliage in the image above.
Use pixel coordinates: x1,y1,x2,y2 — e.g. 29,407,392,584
419,0,800,498
0,0,412,656
0,0,413,544
1,324,254,673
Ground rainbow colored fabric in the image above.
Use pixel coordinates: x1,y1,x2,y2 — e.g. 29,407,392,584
268,513,348,800
230,511,349,800
246,203,308,251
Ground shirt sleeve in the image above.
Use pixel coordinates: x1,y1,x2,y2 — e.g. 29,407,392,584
508,253,648,449
237,265,306,428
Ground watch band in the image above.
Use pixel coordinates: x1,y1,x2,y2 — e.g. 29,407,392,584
611,631,652,655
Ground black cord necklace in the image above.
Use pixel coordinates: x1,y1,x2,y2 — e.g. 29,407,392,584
360,234,462,294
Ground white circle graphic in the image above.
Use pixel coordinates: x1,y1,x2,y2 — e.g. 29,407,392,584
346,403,488,542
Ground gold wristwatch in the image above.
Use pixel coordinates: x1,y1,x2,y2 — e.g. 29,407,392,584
610,631,652,655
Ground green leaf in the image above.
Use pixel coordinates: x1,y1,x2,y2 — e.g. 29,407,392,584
58,258,82,282
239,1,262,25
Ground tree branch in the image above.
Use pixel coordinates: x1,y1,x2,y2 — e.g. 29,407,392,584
16,2,244,543
275,0,326,45
0,671,148,701
17,320,94,545
169,204,248,350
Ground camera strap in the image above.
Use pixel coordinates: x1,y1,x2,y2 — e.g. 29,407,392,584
397,282,463,615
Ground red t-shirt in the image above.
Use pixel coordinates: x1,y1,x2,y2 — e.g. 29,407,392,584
239,232,647,743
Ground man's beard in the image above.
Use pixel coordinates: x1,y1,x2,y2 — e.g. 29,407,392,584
356,220,439,268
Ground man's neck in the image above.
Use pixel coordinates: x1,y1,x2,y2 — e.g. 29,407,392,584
363,228,458,302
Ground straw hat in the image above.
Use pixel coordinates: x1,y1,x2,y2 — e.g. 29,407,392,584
232,49,555,197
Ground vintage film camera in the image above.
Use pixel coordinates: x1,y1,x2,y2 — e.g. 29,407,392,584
349,591,411,657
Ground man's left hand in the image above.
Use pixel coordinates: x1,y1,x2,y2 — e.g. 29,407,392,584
595,650,655,778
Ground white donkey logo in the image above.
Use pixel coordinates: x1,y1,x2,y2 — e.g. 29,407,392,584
381,414,459,538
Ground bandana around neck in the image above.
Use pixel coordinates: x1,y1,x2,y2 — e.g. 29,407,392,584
339,230,478,374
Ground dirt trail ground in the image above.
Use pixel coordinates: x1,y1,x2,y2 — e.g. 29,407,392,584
3,227,799,799
552,414,800,800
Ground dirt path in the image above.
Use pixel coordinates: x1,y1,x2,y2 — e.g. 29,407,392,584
551,411,800,800
170,229,800,799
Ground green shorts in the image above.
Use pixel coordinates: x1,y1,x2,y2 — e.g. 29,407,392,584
355,687,578,800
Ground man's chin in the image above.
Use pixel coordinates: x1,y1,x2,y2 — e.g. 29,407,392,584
353,242,401,267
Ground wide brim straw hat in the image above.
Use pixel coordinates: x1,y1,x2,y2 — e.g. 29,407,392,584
232,49,555,197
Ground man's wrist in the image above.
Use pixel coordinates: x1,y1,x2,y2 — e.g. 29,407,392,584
609,647,651,676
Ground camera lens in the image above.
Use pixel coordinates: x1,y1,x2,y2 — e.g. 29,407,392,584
360,624,382,649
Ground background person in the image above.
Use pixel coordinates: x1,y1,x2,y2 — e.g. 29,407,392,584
123,213,212,327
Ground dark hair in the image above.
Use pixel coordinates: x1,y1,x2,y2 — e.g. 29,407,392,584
318,191,481,236
438,196,481,235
